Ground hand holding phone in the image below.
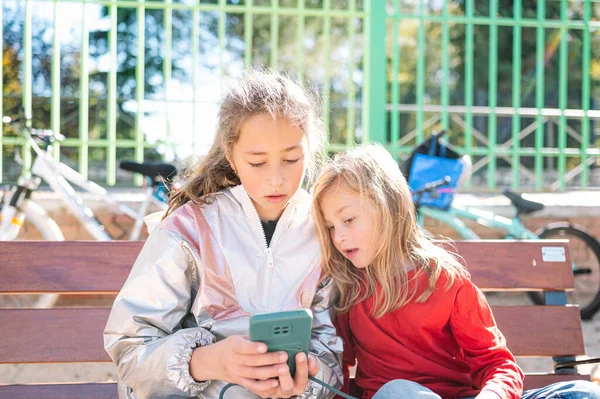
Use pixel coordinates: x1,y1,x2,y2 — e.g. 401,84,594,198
189,335,284,393
249,309,320,397
249,309,313,378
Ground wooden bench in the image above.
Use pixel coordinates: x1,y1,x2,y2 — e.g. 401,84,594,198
0,240,592,398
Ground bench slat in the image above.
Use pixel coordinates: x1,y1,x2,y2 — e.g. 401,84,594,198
348,373,591,396
0,241,142,293
0,309,112,363
493,306,585,356
0,383,118,399
447,240,574,291
0,306,585,364
0,375,590,399
523,374,592,391
0,240,574,294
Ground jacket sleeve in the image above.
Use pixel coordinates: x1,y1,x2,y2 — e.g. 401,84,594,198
449,276,524,399
301,277,344,399
103,228,215,398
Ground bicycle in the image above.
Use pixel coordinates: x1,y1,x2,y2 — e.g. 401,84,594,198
0,115,176,242
407,135,600,320
0,114,177,308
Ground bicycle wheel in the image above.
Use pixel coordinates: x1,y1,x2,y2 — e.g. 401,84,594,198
528,223,600,320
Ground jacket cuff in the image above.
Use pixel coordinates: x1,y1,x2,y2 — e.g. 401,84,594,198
480,383,512,399
168,327,216,395
287,382,316,399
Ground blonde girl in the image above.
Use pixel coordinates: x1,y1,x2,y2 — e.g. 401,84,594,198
311,144,599,399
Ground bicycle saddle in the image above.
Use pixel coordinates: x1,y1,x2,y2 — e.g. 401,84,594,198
119,161,177,182
502,189,545,215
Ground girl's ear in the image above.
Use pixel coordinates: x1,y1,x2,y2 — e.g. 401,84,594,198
225,151,237,174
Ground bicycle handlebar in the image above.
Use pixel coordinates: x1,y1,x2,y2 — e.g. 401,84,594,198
433,130,446,139
413,176,451,196
3,110,65,144
3,114,65,161
412,176,452,208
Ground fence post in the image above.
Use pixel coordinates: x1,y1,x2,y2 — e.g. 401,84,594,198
365,0,387,145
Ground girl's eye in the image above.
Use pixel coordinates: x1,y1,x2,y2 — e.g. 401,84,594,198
285,158,300,164
327,226,335,232
249,162,265,168
344,217,355,224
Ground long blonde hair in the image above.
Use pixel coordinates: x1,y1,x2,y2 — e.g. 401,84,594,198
165,69,325,218
312,144,466,318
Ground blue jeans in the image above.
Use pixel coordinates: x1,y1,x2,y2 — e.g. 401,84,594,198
372,379,600,399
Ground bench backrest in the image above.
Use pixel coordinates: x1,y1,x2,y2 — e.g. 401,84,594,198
0,240,585,394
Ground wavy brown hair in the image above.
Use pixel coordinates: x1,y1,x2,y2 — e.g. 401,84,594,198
311,144,467,318
164,69,325,218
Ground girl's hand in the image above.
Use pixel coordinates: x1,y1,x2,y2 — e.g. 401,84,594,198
190,335,288,394
254,352,321,398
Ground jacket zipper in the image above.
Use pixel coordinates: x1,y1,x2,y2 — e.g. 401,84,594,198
247,200,274,308
242,188,297,309
264,247,274,308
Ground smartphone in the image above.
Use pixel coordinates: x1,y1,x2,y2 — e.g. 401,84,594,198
249,309,313,378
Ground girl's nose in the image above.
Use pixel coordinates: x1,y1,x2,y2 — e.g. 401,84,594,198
334,229,346,246
268,167,284,187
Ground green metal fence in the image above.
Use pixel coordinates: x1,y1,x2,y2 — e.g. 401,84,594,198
1,0,599,191
369,0,600,191
1,0,368,186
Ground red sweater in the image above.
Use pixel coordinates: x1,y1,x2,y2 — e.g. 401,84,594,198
334,269,524,399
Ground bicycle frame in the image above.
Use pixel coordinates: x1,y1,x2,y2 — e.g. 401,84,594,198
418,203,539,240
3,133,164,241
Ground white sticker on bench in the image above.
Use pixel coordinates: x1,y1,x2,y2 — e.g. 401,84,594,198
541,247,566,262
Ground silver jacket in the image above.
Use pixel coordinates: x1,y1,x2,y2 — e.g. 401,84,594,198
104,185,343,399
